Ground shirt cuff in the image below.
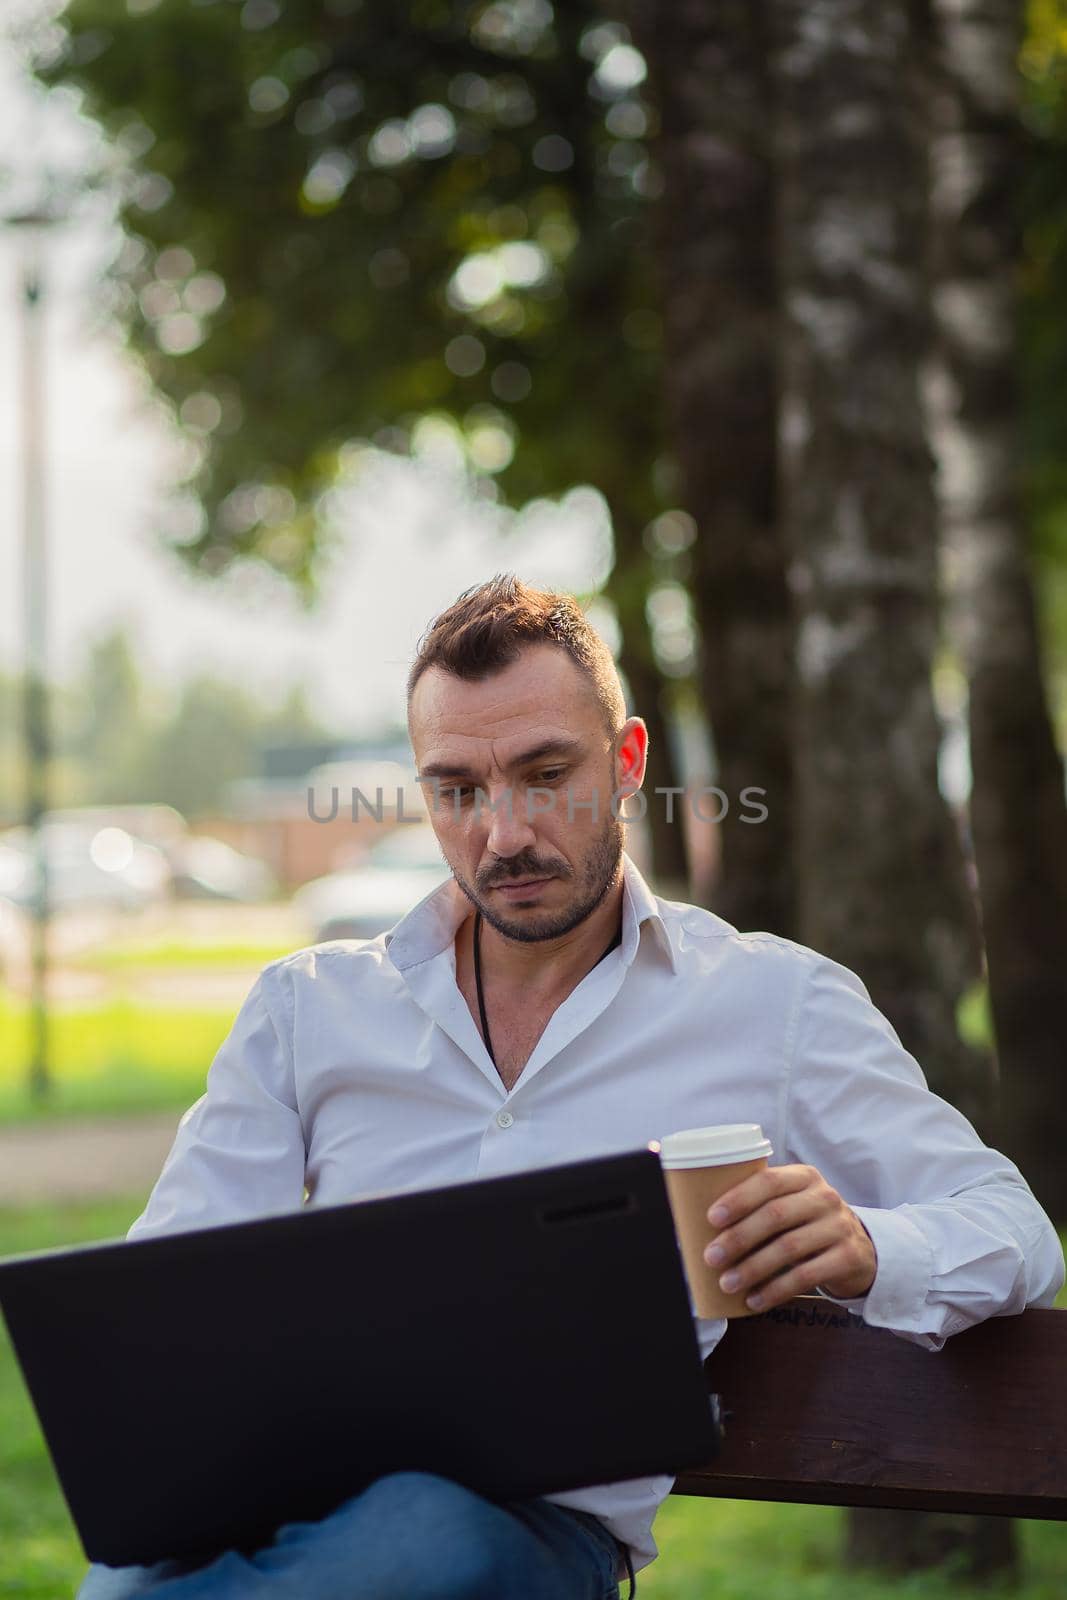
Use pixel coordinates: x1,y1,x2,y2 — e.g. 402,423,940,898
812,1205,933,1330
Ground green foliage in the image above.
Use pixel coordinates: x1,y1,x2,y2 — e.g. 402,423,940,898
65,629,146,803
31,0,1067,733
0,627,331,823
957,980,994,1051
138,673,266,813
35,0,664,596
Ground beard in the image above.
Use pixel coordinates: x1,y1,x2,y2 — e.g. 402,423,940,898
450,810,624,944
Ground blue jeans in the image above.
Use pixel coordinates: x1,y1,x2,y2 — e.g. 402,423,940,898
75,1471,626,1599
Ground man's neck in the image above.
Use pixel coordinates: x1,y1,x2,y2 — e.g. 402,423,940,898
462,876,625,996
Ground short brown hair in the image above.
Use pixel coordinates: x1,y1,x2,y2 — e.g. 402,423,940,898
407,575,626,735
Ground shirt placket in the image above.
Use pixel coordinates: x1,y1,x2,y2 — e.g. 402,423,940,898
397,945,631,1178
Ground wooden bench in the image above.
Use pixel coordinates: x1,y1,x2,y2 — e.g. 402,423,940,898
673,1298,1067,1519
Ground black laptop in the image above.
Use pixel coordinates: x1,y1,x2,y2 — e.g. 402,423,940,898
0,1147,720,1567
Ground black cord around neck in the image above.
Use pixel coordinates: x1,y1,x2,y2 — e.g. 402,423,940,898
472,909,622,1070
473,910,496,1068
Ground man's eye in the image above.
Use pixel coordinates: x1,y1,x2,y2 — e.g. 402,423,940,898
535,768,565,784
443,786,474,804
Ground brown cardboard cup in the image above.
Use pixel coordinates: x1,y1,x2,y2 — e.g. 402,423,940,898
657,1124,774,1318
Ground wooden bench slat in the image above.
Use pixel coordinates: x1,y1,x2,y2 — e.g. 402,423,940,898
671,1298,1067,1519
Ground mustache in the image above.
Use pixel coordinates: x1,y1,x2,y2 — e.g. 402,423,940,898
478,859,571,890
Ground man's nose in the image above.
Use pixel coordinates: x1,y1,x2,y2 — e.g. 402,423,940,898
482,783,537,857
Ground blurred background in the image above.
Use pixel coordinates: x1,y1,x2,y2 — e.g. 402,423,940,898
1,0,1067,1595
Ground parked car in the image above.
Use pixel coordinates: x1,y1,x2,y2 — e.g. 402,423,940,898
0,822,170,914
0,839,32,907
171,836,275,902
294,825,452,942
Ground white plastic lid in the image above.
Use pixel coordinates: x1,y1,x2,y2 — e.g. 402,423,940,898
656,1123,773,1168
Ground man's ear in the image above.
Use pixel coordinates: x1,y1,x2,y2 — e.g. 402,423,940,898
614,718,649,797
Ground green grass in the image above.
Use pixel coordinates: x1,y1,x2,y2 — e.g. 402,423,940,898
640,1498,1067,1598
0,1199,146,1600
0,996,230,1125
2,1202,1066,1600
68,941,293,972
0,926,289,1124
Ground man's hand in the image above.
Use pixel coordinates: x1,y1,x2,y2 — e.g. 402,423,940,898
703,1163,877,1311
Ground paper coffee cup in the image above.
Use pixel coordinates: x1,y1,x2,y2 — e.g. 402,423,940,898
656,1123,773,1319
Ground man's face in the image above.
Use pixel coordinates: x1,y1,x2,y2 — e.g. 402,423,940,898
409,644,646,943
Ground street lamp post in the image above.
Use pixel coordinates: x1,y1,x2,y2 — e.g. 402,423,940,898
7,206,63,1103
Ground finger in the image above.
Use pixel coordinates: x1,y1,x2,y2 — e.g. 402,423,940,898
712,1217,840,1299
705,1184,832,1267
741,1244,852,1312
707,1164,816,1227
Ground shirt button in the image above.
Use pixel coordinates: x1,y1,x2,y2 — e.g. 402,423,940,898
496,1110,515,1129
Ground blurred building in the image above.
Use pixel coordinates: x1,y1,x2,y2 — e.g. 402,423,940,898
199,741,425,891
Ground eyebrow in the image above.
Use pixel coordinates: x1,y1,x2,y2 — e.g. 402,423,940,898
418,737,585,783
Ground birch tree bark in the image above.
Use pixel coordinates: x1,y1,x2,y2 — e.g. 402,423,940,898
605,502,691,893
928,0,1067,1221
770,0,1014,1577
631,0,795,936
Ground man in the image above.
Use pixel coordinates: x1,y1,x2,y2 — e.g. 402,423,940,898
79,575,1064,1600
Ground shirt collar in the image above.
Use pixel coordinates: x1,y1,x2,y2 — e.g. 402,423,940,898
386,850,678,976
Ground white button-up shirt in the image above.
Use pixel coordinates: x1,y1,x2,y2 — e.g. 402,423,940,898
128,851,1065,1574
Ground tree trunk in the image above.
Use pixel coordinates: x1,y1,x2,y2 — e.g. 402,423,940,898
844,1507,1019,1580
604,507,691,894
770,0,1015,1579
631,0,796,938
927,0,1067,1222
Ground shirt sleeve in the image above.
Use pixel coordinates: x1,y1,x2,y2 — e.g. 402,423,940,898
782,953,1065,1351
126,963,306,1243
